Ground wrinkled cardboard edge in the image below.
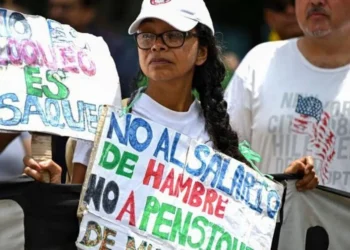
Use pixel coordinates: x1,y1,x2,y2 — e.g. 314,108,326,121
77,105,109,220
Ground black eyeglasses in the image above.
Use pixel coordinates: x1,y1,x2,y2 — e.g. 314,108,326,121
134,30,197,50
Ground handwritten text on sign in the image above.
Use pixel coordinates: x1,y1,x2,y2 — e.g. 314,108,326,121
77,109,284,249
0,9,120,140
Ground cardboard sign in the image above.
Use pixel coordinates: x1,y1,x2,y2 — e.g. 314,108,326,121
76,107,285,250
0,8,121,141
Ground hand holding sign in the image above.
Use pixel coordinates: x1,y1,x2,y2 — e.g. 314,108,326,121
285,156,319,191
23,155,62,183
76,108,285,250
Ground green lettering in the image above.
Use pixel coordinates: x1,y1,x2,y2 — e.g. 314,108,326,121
116,151,138,179
206,223,224,250
24,66,42,97
169,208,192,246
139,196,160,232
240,242,246,250
215,232,232,250
246,247,254,250
187,216,208,248
99,142,121,170
44,70,69,100
152,203,176,240
232,238,238,250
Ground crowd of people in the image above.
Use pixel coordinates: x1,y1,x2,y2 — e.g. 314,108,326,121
1,0,349,197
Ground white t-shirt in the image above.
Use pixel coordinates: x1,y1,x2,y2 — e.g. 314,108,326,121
224,38,350,192
0,132,30,179
73,93,211,166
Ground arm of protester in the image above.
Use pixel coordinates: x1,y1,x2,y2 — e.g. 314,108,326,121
23,156,62,184
72,163,87,184
70,139,93,184
284,156,319,191
0,133,19,153
20,132,32,156
224,63,253,144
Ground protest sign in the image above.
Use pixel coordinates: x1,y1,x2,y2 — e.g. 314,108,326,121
76,107,285,250
273,181,350,250
0,8,121,141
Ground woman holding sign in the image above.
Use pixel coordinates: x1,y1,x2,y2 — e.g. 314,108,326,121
22,0,318,191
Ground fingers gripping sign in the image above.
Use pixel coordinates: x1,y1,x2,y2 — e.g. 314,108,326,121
23,156,62,184
285,156,319,191
23,133,62,183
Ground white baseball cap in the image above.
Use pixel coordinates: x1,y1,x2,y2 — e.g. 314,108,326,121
128,0,214,35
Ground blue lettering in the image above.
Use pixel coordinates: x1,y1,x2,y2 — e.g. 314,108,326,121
243,173,264,214
0,9,8,37
107,112,130,145
153,128,169,162
8,12,32,39
216,158,230,191
186,144,210,176
267,190,281,219
217,164,244,199
242,172,255,202
84,103,98,133
170,132,185,168
129,117,152,152
200,153,222,188
249,181,263,214
0,93,21,126
216,158,230,194
62,99,84,131
45,98,60,127
47,19,69,44
22,95,49,125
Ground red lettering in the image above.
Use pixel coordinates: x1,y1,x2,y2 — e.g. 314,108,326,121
78,50,96,76
174,174,192,203
37,42,57,69
116,191,136,226
59,46,79,73
215,195,228,219
143,159,164,189
202,189,218,215
21,39,39,66
0,49,8,65
7,38,22,65
159,168,175,195
188,181,205,207
0,38,96,76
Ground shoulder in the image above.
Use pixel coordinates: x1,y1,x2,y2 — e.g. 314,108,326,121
234,39,296,80
239,40,292,68
248,40,291,56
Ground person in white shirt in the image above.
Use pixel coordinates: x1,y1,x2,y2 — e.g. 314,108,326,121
22,0,317,191
225,0,349,192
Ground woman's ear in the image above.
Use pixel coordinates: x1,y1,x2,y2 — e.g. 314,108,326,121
196,46,208,66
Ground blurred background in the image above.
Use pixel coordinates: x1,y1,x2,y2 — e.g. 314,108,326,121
0,0,300,95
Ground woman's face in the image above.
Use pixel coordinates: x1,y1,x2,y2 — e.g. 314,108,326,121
136,19,207,82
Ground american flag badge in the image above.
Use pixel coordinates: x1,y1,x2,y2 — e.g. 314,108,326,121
291,95,336,184
295,95,323,123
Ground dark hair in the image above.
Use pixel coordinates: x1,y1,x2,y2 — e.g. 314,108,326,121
264,0,295,12
129,23,249,165
82,0,98,7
